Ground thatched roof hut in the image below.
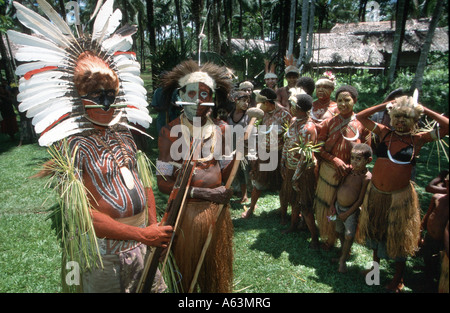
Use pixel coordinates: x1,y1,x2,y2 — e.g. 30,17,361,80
309,18,448,70
230,38,277,54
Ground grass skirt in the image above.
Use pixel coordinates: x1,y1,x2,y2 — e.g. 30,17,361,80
250,150,283,191
313,161,339,244
439,252,449,293
280,167,316,214
172,201,233,292
356,181,420,259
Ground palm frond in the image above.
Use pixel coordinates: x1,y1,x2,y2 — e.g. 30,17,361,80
44,139,102,292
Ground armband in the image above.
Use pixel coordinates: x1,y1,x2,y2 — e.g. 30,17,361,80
371,122,378,132
156,160,174,176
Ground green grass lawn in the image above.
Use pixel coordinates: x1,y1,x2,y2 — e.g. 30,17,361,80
0,117,447,293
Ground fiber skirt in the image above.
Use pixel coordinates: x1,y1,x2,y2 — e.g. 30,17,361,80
172,201,233,293
314,161,339,244
280,166,316,214
357,181,420,259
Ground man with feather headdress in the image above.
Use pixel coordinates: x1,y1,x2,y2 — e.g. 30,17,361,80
8,0,173,292
156,59,235,292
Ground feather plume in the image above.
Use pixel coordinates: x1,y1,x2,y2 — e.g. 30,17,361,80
13,1,73,49
15,61,61,77
17,82,72,102
118,72,144,85
102,35,132,53
104,9,122,38
19,77,69,92
36,0,75,37
26,97,76,118
120,102,149,114
39,118,92,146
19,70,65,86
121,81,147,96
119,94,148,109
18,89,68,112
125,108,152,128
115,59,140,71
34,105,74,133
31,98,73,121
113,24,138,38
7,30,66,54
15,46,69,64
90,0,105,22
92,0,114,42
413,89,419,106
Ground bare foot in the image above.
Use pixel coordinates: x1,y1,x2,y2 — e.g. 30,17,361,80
239,197,249,204
338,261,348,273
385,281,404,293
241,207,254,219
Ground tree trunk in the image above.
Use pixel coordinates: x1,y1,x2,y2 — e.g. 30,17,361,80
287,0,297,56
258,0,265,40
212,0,221,54
192,0,203,52
358,0,367,22
174,0,185,56
146,0,157,87
306,0,315,64
298,0,309,67
238,0,243,38
412,0,443,92
387,0,409,86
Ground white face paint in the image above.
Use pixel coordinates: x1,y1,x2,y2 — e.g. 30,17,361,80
179,82,213,121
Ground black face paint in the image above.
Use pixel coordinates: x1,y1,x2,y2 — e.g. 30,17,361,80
82,89,116,111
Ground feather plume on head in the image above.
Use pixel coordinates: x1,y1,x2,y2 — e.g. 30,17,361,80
8,0,151,146
387,89,424,124
315,71,336,89
264,59,277,79
284,55,300,76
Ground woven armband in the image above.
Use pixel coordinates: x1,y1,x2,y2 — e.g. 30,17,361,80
156,160,174,176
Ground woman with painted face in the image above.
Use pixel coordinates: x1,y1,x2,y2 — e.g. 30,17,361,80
356,90,449,293
311,72,339,129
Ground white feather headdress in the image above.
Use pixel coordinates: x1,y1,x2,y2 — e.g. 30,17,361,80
8,0,151,146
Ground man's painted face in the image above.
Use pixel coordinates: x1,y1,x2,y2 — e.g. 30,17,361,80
316,84,333,100
82,88,117,125
336,92,355,116
179,82,213,120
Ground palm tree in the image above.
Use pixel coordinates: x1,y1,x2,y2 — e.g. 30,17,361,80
387,0,410,86
412,0,444,91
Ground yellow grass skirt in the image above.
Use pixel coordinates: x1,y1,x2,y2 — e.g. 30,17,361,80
313,161,339,245
357,181,420,259
172,201,233,293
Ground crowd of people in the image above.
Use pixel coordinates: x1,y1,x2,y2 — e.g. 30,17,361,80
7,0,448,294
151,56,448,293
